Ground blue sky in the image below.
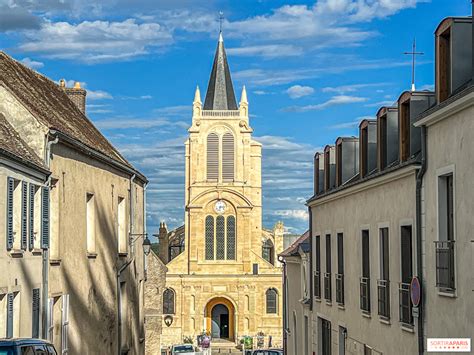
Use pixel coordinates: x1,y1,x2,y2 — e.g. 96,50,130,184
0,0,471,237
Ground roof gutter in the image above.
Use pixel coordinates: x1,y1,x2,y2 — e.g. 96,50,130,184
49,129,148,184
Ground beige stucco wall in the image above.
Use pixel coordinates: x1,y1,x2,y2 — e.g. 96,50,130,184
421,97,474,341
309,166,419,354
0,83,146,354
0,162,47,338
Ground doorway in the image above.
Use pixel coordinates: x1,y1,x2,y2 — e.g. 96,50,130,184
211,304,229,339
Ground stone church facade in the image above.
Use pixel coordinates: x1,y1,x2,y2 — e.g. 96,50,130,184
146,33,285,351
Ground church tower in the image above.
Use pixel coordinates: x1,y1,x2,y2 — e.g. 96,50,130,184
155,32,284,351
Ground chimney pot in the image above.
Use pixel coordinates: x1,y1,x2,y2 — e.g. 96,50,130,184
64,81,87,114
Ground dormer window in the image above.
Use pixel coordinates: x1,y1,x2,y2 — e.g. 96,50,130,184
437,24,451,103
399,96,411,162
377,107,399,170
324,146,335,191
336,137,359,186
359,120,377,178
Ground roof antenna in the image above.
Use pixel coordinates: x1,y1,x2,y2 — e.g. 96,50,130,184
403,38,424,91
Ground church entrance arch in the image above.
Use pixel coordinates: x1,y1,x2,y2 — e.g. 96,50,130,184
204,297,235,341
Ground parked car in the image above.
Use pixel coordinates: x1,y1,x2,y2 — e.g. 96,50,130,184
249,350,283,355
171,344,196,354
0,338,57,355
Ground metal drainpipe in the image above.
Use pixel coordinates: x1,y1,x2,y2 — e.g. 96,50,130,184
308,205,313,312
42,134,58,339
416,125,427,355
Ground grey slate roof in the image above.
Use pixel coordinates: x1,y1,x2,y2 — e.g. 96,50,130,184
0,51,134,170
0,113,48,172
203,32,238,110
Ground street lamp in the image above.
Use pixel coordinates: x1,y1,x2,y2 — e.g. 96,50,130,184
142,236,151,256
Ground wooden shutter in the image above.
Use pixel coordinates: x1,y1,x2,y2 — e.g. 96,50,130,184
226,216,236,260
21,181,28,250
6,177,14,250
216,216,225,260
6,293,14,338
29,184,36,250
206,133,219,180
41,186,50,249
205,216,214,260
222,133,234,181
32,288,40,338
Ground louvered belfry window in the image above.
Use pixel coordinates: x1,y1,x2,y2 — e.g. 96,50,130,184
226,216,236,260
205,216,215,260
222,133,234,181
216,215,225,260
207,133,219,180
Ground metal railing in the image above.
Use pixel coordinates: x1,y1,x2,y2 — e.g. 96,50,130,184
314,271,321,299
435,240,455,291
324,273,332,301
360,277,371,312
335,273,344,305
202,110,241,117
399,282,413,325
377,279,390,319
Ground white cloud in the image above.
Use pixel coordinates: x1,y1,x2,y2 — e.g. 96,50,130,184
329,115,374,129
95,117,187,129
286,85,314,99
284,95,367,112
19,19,173,62
322,82,389,94
364,100,395,107
87,89,113,100
227,44,303,58
20,57,44,69
273,209,309,221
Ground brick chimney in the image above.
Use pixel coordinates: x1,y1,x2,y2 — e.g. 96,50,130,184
60,79,87,114
158,222,169,264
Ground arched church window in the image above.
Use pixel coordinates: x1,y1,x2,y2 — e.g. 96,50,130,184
163,288,175,314
216,215,225,260
226,216,236,260
222,133,234,181
205,216,215,260
266,288,278,314
262,239,275,265
207,133,219,180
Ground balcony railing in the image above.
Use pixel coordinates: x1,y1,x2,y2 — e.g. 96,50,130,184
324,273,332,301
335,273,344,305
314,271,321,299
377,279,390,319
399,282,413,325
360,277,370,313
435,240,455,291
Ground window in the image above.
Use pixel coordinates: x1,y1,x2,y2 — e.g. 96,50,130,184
262,239,274,265
314,235,321,299
86,193,95,254
222,133,234,181
32,289,40,338
360,126,368,177
266,289,277,314
378,228,390,318
399,225,413,325
336,142,342,187
399,99,410,162
336,233,344,305
324,234,331,302
437,26,451,103
320,318,331,355
324,148,330,190
226,216,236,260
436,172,455,291
205,214,236,261
61,294,69,354
360,230,370,313
163,288,175,314
6,293,14,338
216,216,225,260
206,133,219,180
253,263,259,275
118,197,127,254
205,216,214,260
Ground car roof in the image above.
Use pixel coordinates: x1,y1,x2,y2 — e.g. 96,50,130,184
0,338,54,346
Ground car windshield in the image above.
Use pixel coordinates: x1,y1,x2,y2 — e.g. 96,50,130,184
0,346,15,355
173,345,194,352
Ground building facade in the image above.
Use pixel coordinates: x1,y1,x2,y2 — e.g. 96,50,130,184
148,33,285,352
0,52,148,354
304,12,474,355
0,115,50,340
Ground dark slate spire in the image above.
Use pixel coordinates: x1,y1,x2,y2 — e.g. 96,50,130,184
203,32,238,110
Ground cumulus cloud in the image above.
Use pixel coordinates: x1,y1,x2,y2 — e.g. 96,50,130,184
322,82,389,94
284,95,367,112
0,3,42,32
274,209,309,221
286,85,314,99
20,57,44,69
87,89,113,100
227,44,303,58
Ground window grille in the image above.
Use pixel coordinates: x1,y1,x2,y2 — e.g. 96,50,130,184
399,282,413,325
377,279,390,318
205,216,214,260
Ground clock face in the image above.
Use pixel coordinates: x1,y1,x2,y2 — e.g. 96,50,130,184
214,200,226,214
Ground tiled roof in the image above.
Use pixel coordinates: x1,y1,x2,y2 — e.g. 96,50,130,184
279,230,310,258
0,113,48,172
0,51,133,169
203,32,238,110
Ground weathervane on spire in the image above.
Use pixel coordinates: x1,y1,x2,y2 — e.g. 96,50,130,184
219,11,224,32
404,38,424,91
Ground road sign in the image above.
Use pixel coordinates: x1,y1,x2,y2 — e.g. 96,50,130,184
410,276,421,307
